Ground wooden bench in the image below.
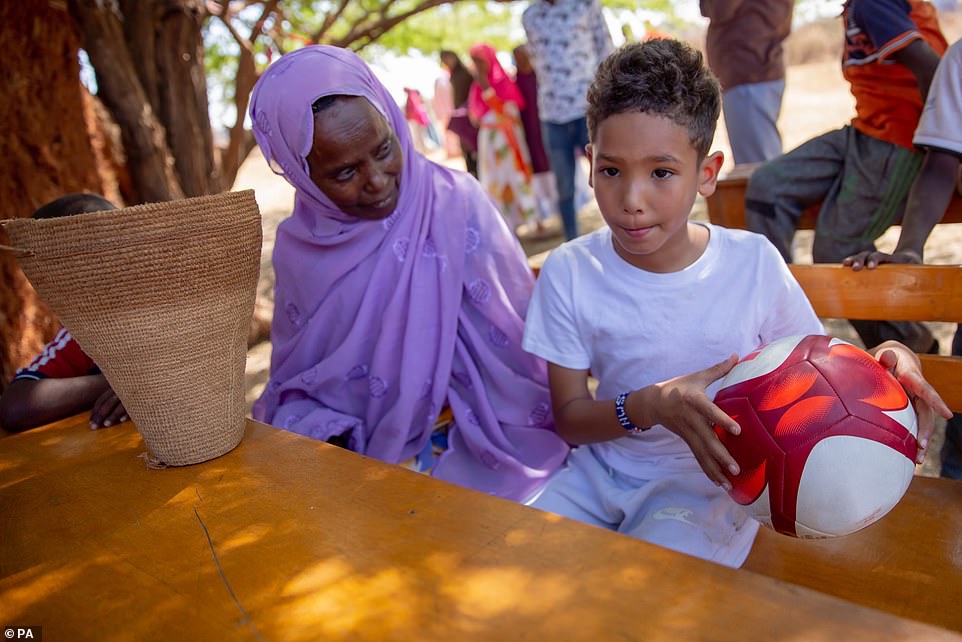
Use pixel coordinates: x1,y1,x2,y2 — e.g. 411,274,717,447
788,263,962,411
706,162,962,230
744,263,962,632
756,263,962,627
6,414,958,640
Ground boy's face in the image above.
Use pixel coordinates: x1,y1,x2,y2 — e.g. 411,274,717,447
587,111,722,273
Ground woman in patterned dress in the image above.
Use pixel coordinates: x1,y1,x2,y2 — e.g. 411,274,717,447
468,43,538,234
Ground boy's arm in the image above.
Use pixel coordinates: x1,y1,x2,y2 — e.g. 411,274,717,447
0,375,112,432
548,359,743,489
846,149,960,269
547,363,625,444
890,149,958,259
867,341,952,463
891,39,942,102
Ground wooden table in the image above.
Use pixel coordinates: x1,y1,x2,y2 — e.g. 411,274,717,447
1,415,958,641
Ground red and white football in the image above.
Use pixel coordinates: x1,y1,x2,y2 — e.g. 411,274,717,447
713,334,918,538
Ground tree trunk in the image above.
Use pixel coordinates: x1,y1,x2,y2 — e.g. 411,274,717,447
122,0,219,196
0,3,108,391
221,44,259,190
156,0,219,195
69,0,185,203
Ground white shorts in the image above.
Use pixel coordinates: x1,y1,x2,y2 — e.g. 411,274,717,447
528,445,760,568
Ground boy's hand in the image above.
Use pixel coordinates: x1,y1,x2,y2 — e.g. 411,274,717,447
643,355,742,489
843,249,921,271
90,387,129,430
871,341,952,464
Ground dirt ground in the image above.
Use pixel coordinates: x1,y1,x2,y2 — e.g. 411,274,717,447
234,54,962,477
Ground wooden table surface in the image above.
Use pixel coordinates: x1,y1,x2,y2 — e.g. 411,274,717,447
1,415,958,641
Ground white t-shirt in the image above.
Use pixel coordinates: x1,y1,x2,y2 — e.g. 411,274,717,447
914,38,962,156
523,223,824,476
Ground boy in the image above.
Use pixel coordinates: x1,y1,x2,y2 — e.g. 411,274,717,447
0,194,127,433
844,38,962,479
522,40,950,567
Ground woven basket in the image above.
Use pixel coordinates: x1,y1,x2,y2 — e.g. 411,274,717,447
1,190,262,466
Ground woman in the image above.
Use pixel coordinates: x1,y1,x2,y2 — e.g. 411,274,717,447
403,87,436,154
513,43,558,238
248,46,568,501
440,50,479,177
468,43,538,233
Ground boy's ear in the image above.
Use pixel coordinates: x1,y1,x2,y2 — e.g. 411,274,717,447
586,143,594,188
697,151,725,198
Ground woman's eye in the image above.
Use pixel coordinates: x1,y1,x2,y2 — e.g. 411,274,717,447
376,142,392,159
335,168,356,183
601,167,619,177
652,168,674,179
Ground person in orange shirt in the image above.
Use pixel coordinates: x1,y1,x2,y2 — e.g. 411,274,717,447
843,38,962,479
745,0,947,354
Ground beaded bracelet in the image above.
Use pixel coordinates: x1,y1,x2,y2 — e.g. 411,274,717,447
615,391,648,434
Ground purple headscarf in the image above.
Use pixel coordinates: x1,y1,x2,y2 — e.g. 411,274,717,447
248,46,568,501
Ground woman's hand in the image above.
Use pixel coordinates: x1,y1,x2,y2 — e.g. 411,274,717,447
640,355,742,488
871,340,952,463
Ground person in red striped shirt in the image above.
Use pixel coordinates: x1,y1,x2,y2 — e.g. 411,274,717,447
0,194,127,433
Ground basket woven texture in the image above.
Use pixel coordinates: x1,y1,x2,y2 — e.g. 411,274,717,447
2,190,262,465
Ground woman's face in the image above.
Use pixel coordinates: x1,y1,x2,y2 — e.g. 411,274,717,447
307,96,403,220
470,53,488,78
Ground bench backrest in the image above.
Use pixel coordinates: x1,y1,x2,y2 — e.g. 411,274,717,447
789,263,962,412
707,163,962,229
530,254,961,410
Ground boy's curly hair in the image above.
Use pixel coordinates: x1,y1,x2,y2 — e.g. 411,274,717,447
586,39,721,159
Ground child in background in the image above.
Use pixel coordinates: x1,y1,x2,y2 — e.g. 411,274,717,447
745,0,947,353
844,38,962,479
522,40,950,566
439,50,480,178
0,194,127,433
403,87,439,154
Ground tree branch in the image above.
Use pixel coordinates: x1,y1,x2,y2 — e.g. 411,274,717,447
248,0,278,43
311,0,351,43
212,0,253,55
335,0,455,50
69,0,185,202
266,3,289,55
